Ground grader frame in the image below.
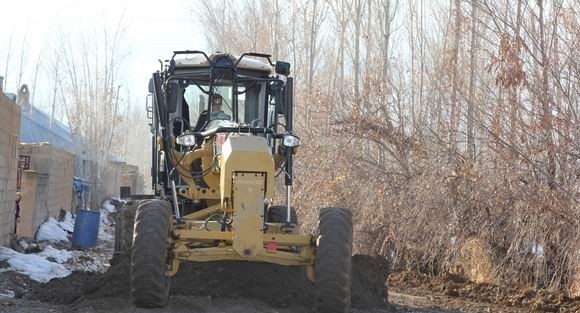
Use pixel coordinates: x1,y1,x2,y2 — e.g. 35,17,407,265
127,51,352,313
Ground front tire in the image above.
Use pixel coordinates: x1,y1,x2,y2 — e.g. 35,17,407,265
131,199,172,308
315,207,353,313
113,202,138,261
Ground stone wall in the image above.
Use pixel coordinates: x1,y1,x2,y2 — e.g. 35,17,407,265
0,80,21,246
17,144,74,239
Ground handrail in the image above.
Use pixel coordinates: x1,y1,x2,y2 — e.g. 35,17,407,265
195,126,282,138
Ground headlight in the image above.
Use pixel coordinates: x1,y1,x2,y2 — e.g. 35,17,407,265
176,133,196,147
283,134,300,147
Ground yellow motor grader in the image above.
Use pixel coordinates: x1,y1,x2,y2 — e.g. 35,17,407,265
130,51,352,312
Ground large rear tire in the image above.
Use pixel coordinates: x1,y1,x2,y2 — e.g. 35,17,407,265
131,199,172,308
315,207,353,313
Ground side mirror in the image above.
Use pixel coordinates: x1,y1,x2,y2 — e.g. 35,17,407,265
275,61,291,76
148,78,154,93
166,82,179,113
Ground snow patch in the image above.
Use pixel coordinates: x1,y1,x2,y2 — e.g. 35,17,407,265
17,240,29,250
532,243,545,256
102,200,116,213
0,247,71,283
38,245,73,264
69,250,111,273
36,218,69,242
58,211,75,233
98,210,114,242
0,290,14,298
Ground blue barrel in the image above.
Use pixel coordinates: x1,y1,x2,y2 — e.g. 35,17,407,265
72,210,100,249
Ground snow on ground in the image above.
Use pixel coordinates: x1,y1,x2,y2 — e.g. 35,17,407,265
102,200,116,213
36,218,69,242
1,202,118,288
38,245,73,264
0,290,14,298
78,208,116,273
98,210,114,242
58,211,75,233
0,247,71,283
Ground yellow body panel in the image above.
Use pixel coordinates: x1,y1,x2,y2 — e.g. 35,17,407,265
220,135,275,203
165,133,314,277
220,135,275,258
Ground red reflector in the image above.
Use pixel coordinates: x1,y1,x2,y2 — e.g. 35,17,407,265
267,242,277,253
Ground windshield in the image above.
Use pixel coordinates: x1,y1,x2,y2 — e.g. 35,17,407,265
181,80,264,129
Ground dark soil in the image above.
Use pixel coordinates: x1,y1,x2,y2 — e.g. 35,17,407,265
0,271,41,299
389,270,580,313
29,254,390,310
27,272,98,304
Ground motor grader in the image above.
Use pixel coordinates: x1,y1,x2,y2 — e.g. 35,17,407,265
126,51,352,312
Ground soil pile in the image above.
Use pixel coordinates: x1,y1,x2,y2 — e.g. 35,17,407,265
0,270,41,299
30,255,389,309
389,270,580,313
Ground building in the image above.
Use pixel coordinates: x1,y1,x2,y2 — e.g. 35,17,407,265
0,77,21,246
0,83,144,243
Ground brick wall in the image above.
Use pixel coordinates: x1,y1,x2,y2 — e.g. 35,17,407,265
0,89,21,246
17,144,74,239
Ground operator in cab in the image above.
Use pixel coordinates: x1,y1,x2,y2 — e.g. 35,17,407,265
210,94,231,120
193,93,231,131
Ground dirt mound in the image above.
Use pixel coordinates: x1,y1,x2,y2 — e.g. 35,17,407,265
28,272,98,304
171,261,312,307
29,254,389,309
389,269,580,313
351,255,390,308
83,257,131,299
389,270,431,288
0,271,41,299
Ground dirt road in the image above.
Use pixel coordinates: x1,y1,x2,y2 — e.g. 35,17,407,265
0,254,515,313
0,210,532,313
1,295,465,313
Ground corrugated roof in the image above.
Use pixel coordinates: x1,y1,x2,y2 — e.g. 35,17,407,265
20,106,77,154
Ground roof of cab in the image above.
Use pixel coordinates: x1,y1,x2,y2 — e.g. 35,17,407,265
173,53,272,74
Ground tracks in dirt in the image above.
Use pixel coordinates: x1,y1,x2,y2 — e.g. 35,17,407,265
0,266,521,313
21,255,390,312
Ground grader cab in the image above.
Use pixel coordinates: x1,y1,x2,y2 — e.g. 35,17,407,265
130,51,352,313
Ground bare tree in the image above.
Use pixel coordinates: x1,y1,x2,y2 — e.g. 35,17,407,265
55,17,129,208
467,0,478,160
194,0,580,291
306,0,327,94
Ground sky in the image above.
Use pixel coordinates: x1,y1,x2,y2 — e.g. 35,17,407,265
0,0,207,112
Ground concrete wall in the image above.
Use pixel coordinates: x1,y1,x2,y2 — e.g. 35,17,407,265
103,161,123,199
17,144,74,239
120,164,144,196
0,84,21,246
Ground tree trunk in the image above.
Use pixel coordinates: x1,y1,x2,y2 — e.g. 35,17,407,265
538,0,556,184
448,0,461,164
467,0,478,160
353,0,363,115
